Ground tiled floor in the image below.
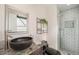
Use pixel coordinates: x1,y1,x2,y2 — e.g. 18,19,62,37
59,50,71,55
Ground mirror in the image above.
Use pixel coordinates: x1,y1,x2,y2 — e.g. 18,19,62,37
37,18,48,34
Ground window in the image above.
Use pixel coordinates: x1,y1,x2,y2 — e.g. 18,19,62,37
16,15,27,32
8,8,28,33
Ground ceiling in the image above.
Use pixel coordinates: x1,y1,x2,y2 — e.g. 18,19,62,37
58,4,79,12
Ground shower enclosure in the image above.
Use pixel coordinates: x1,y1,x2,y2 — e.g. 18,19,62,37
58,4,79,55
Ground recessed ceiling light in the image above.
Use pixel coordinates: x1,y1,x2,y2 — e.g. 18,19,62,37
66,4,70,6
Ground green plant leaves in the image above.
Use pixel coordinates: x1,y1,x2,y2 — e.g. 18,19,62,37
40,19,48,25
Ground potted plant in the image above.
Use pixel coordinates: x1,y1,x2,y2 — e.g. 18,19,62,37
40,19,48,25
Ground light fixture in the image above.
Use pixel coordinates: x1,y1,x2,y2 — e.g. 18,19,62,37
66,4,70,6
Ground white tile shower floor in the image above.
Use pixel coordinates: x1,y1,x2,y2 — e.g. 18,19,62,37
59,50,72,55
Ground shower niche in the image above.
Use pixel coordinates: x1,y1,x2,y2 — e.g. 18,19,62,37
64,20,74,28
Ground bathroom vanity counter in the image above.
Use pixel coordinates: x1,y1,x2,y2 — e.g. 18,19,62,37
5,43,43,55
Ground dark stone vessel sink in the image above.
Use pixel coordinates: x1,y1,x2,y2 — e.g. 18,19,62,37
9,37,33,50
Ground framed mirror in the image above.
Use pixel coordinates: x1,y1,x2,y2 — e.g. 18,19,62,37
36,18,48,34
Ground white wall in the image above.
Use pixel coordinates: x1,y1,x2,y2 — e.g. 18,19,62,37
46,5,58,49
0,4,5,50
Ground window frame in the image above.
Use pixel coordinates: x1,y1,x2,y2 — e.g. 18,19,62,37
7,7,29,34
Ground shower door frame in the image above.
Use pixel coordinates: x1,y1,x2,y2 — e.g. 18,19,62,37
57,6,79,55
